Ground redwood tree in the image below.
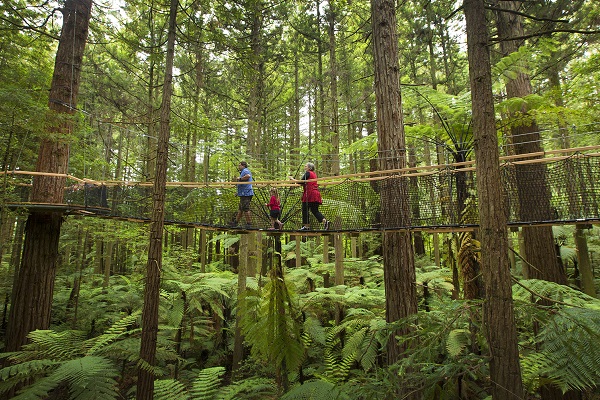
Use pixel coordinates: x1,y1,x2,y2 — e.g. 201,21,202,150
370,0,418,373
136,0,178,397
495,0,567,285
4,0,93,352
464,0,524,398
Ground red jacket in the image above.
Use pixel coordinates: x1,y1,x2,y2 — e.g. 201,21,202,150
301,170,322,204
268,195,281,211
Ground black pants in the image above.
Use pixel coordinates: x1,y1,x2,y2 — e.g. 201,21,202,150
302,202,324,225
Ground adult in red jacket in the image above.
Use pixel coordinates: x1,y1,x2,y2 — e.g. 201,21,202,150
291,162,330,230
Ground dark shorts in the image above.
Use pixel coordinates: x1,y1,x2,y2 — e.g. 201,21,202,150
270,209,281,219
238,196,252,212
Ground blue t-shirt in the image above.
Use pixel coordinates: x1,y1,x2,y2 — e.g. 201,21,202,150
237,167,254,196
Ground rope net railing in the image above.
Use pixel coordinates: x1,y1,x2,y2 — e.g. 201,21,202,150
2,153,600,232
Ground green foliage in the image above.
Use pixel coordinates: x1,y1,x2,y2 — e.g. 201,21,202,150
154,379,189,400
1,355,119,400
0,312,145,399
241,276,305,375
446,329,471,358
190,366,225,400
219,377,277,399
521,307,600,393
281,380,349,400
514,279,600,393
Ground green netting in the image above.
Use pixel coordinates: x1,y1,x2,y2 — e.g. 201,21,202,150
3,155,600,231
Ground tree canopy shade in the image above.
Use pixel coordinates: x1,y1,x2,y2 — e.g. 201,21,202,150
1,0,600,398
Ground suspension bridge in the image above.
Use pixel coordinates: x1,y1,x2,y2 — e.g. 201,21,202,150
2,145,599,233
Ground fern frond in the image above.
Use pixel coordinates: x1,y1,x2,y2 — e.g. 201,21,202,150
446,329,470,357
154,379,189,400
513,279,600,309
12,356,118,400
19,330,87,361
220,377,277,400
190,366,225,400
84,311,142,355
281,380,349,400
303,316,326,346
0,359,59,395
523,307,600,391
61,357,119,400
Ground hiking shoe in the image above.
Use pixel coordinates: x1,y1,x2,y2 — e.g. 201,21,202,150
299,226,310,231
323,220,330,230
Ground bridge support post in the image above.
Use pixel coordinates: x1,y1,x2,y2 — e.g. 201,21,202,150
334,233,344,286
199,229,207,273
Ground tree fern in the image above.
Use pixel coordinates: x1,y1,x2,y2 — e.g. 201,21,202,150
280,380,349,400
240,276,305,375
0,312,152,399
521,307,600,393
512,279,600,308
189,366,225,400
0,359,59,395
84,310,141,355
220,377,277,399
153,379,189,400
11,356,118,400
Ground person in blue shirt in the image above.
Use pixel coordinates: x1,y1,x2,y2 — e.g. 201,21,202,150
234,161,254,227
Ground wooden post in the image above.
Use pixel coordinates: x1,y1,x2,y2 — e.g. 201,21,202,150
232,233,249,373
200,229,207,273
295,235,302,269
247,231,256,277
334,233,344,286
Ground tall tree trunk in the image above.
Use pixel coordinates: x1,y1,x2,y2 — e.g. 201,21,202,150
463,0,524,398
495,0,566,285
4,0,92,352
246,0,265,157
574,227,595,297
370,0,418,385
316,0,325,151
327,1,340,175
145,0,158,181
232,233,249,373
136,0,178,397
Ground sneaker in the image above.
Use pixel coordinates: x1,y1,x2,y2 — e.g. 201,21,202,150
323,220,330,230
299,226,310,231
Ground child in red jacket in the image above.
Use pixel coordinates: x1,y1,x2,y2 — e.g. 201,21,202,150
266,187,283,230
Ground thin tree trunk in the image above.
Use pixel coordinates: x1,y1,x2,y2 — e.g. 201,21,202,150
136,0,178,397
464,0,524,397
327,0,340,175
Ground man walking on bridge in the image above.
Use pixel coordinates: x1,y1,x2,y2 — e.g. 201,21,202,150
234,161,254,227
